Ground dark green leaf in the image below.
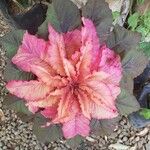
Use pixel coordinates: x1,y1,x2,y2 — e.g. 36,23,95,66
116,89,140,115
106,25,141,54
4,59,35,82
120,72,134,94
38,0,81,38
90,117,120,136
140,108,150,119
0,30,24,59
82,0,113,43
4,94,32,116
38,4,60,38
66,135,83,149
122,49,148,79
33,114,62,143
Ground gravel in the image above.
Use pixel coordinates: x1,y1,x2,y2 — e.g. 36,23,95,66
0,12,150,150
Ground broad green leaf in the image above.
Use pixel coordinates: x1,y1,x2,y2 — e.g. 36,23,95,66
33,114,62,143
66,135,83,149
0,30,24,59
122,49,148,79
116,89,140,115
38,4,61,38
38,0,81,38
90,117,120,136
140,42,150,58
4,94,32,116
106,25,141,54
4,59,35,81
128,13,140,31
140,108,150,119
82,0,113,43
112,11,120,21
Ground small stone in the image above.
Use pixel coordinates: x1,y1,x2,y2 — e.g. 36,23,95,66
136,128,149,137
129,144,137,150
109,143,130,150
86,136,95,142
0,109,5,121
122,137,128,142
135,136,140,142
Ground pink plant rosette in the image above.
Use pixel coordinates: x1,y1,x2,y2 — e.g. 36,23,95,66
6,18,122,138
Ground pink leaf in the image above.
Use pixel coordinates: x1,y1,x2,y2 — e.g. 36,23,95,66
6,80,51,101
76,18,101,80
90,101,118,119
62,113,90,139
12,32,48,72
48,24,66,76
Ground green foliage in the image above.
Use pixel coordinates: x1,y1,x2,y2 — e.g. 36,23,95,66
116,89,140,115
66,136,83,149
140,42,150,57
0,30,24,59
140,108,150,119
106,25,141,54
4,60,35,82
90,117,120,136
127,11,150,40
112,11,120,21
128,13,140,31
33,114,63,143
137,0,145,4
82,0,113,43
122,49,148,78
4,95,31,115
38,0,81,38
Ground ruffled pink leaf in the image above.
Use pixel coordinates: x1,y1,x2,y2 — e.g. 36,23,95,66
99,45,122,85
90,101,118,119
63,29,81,60
41,106,57,119
47,24,66,76
12,32,47,72
77,18,100,80
6,80,51,101
62,113,90,139
53,89,73,123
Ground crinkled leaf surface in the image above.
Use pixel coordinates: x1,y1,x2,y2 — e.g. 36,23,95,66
106,25,141,54
33,114,62,143
82,0,113,43
66,135,83,149
38,0,81,38
0,30,24,59
122,49,148,79
117,89,140,115
4,59,35,82
120,72,134,94
90,117,120,136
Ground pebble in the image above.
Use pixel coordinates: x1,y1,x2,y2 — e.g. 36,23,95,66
136,128,149,136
